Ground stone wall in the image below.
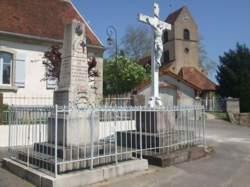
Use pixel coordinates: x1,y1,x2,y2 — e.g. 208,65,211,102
226,98,240,113
233,113,250,127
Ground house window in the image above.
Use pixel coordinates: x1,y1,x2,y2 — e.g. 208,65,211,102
163,31,168,44
163,50,170,64
0,52,13,85
183,29,190,40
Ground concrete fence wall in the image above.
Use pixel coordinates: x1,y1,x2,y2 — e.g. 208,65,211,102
0,125,9,147
0,121,136,147
0,124,48,147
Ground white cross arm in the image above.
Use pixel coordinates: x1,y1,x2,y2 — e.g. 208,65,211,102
138,13,171,30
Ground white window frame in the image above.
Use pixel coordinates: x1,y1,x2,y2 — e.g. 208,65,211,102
0,48,16,91
0,52,12,86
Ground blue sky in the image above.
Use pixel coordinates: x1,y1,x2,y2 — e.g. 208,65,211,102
72,0,250,80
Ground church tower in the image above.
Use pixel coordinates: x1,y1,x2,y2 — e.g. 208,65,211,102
162,6,204,74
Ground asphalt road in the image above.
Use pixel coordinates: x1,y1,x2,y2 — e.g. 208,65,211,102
88,119,250,187
1,119,250,187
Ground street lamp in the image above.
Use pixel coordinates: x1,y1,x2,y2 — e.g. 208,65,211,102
106,25,118,94
106,25,118,64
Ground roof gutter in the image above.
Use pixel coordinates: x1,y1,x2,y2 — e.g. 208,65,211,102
0,30,104,50
0,30,62,43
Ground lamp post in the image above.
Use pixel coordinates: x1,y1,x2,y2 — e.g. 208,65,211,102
106,25,118,93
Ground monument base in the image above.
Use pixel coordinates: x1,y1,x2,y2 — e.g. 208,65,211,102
48,111,99,146
3,158,148,187
117,130,194,151
135,111,175,133
136,146,210,167
15,142,134,174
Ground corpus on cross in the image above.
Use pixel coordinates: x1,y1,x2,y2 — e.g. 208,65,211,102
138,2,171,108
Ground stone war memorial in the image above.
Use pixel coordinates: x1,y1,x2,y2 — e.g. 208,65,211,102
3,2,208,187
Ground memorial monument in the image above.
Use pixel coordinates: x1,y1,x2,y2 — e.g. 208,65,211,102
49,20,99,146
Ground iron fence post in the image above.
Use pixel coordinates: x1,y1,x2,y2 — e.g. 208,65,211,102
114,108,118,165
202,107,206,147
139,107,142,159
54,105,58,177
8,110,11,150
27,111,31,167
90,109,95,170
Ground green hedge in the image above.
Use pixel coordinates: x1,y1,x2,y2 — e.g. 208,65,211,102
0,104,9,125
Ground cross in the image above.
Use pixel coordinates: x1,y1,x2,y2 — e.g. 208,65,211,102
138,14,171,31
138,3,171,107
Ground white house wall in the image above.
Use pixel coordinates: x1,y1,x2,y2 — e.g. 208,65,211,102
0,39,54,106
139,74,196,106
161,75,195,106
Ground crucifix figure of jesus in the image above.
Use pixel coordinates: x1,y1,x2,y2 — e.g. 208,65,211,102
138,2,171,108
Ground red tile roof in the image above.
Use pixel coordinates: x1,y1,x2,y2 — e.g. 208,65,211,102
179,67,217,91
138,56,151,66
134,66,202,93
135,79,177,93
165,6,185,24
0,0,102,46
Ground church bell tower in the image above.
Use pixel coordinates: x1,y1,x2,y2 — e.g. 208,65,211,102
162,6,204,74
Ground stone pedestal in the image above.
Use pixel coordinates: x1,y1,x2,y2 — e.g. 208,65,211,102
131,95,145,106
135,111,174,133
48,111,99,146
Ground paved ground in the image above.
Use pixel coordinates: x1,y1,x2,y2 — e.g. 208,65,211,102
1,119,250,187
0,148,34,187
88,119,250,187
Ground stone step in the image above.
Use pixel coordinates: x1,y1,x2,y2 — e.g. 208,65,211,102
17,144,133,174
117,130,196,151
33,142,119,160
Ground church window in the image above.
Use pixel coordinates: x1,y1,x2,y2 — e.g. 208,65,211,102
163,31,168,44
0,52,13,85
183,29,190,40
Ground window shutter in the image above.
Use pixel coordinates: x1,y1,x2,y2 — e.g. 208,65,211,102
47,79,57,89
15,52,26,88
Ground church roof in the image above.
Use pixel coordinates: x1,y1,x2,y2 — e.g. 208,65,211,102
179,67,217,91
0,0,102,46
165,6,186,24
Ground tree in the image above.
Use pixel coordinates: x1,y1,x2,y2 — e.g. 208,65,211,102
198,34,217,76
216,43,250,112
103,56,147,95
43,45,62,81
120,25,151,60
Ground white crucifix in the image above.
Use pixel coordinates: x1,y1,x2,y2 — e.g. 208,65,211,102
138,2,171,108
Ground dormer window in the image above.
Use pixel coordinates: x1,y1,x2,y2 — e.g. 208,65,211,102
183,29,190,40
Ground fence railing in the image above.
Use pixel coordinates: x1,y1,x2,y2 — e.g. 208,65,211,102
7,105,205,177
201,98,226,112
